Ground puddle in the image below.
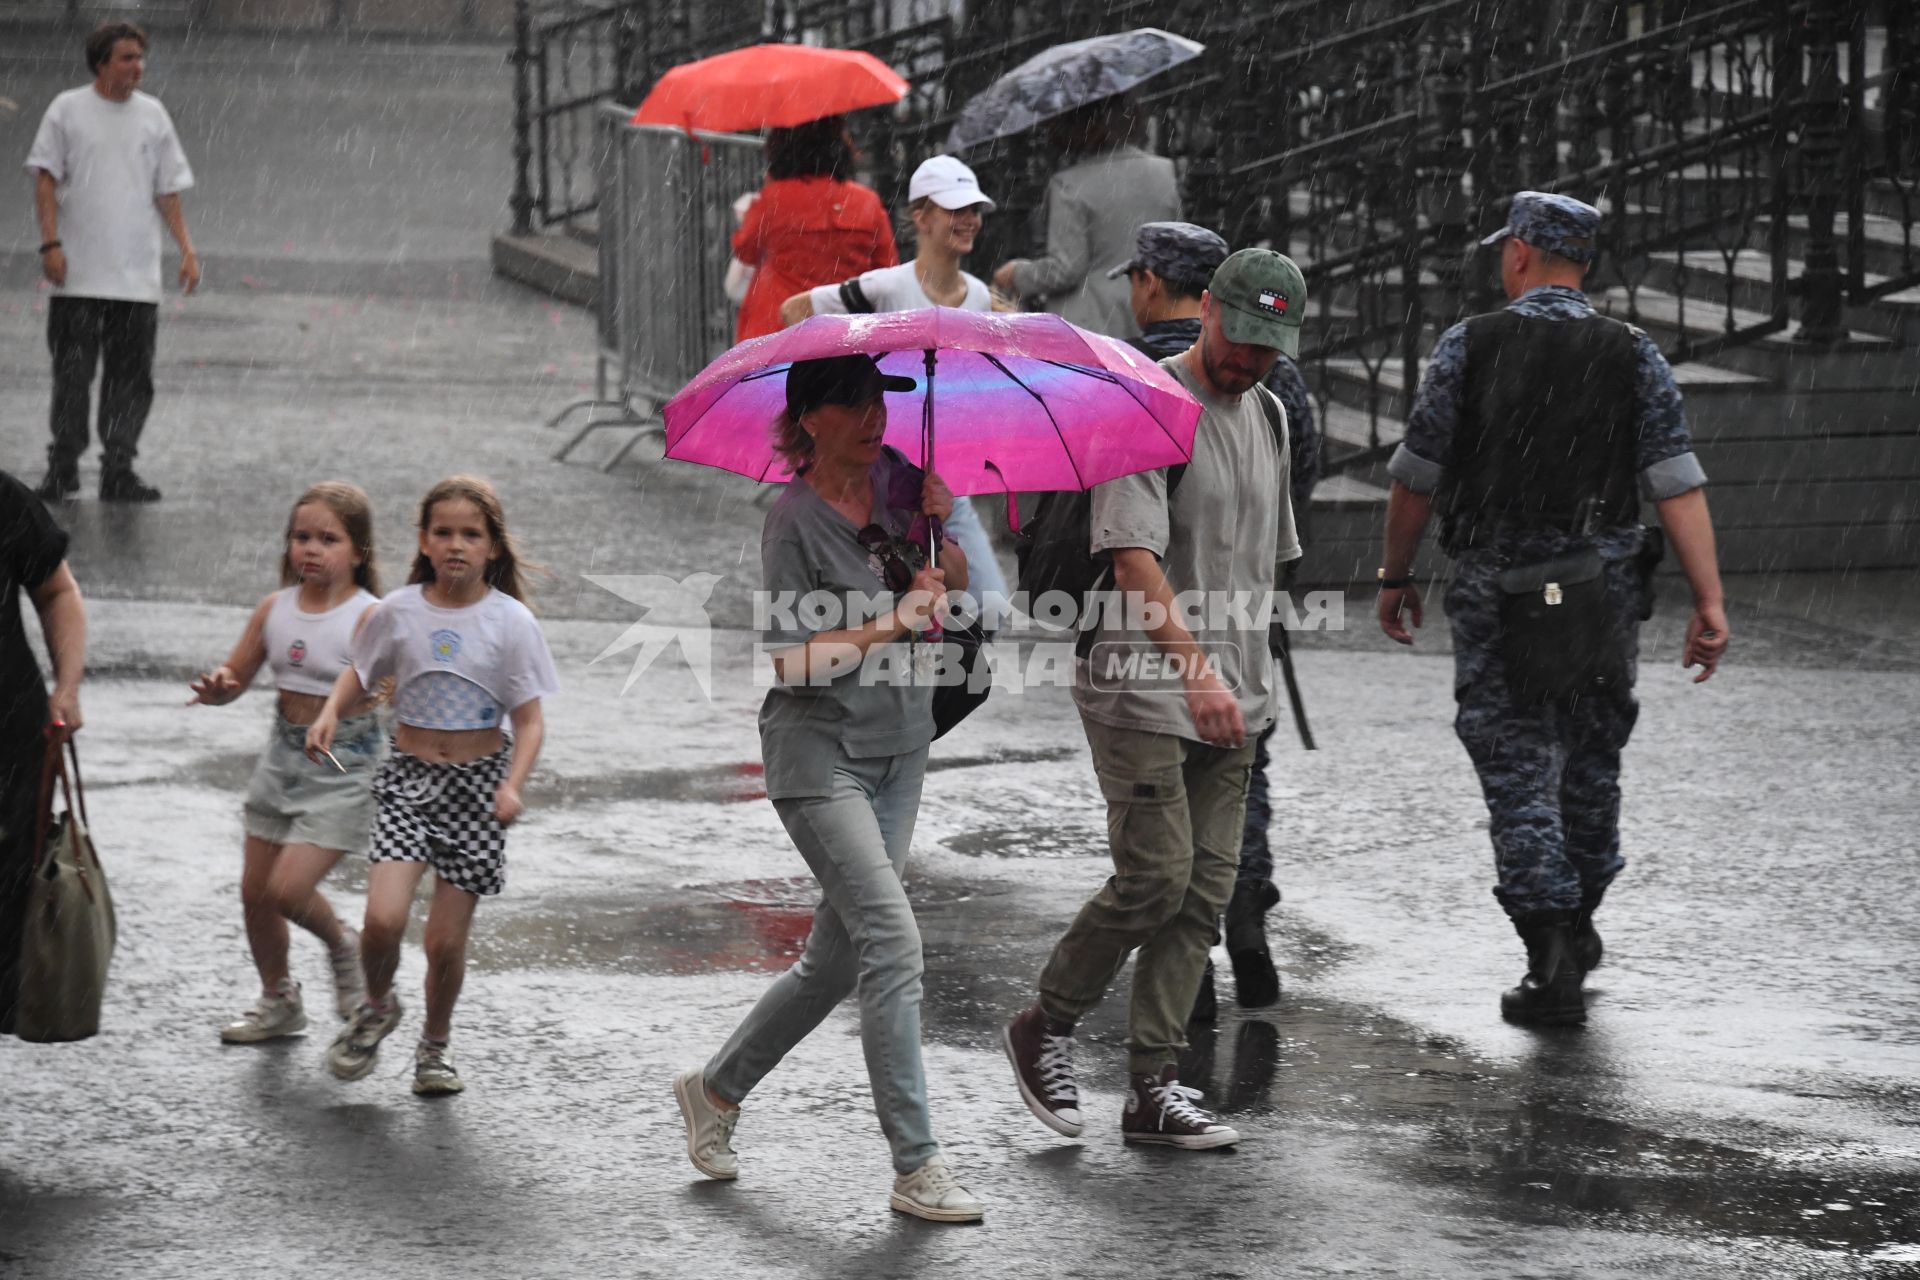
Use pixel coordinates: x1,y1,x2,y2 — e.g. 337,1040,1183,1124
544,763,768,806
926,746,1078,774
945,823,1107,860
472,874,1013,976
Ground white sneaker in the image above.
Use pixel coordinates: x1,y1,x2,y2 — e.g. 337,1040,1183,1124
673,1068,739,1180
889,1154,984,1223
328,928,366,1020
326,996,403,1081
412,1041,465,1096
220,984,307,1043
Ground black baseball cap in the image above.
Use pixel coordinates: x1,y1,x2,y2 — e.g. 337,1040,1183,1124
785,355,916,418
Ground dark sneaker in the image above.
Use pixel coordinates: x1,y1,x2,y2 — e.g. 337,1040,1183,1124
1001,1004,1083,1137
35,468,79,502
100,470,161,502
1122,1067,1240,1149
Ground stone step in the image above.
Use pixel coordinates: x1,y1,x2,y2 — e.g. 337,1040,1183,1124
1760,211,1919,281
491,230,597,309
1593,284,1897,381
1642,247,1918,344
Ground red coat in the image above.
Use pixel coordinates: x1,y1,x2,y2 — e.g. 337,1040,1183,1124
732,177,898,342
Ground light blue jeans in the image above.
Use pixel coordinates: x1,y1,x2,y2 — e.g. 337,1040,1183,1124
705,745,937,1174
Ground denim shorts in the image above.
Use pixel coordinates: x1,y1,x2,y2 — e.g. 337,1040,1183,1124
242,711,385,854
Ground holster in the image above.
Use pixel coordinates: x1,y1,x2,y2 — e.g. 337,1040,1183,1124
1634,526,1666,621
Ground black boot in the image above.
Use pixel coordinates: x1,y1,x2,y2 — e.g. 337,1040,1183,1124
1572,885,1606,973
1189,961,1218,1025
1225,881,1281,1009
1500,909,1586,1026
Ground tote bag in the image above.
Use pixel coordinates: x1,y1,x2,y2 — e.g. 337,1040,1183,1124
15,736,115,1043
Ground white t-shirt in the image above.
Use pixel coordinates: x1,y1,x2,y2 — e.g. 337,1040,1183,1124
809,262,991,316
25,86,195,304
263,586,379,696
351,585,560,731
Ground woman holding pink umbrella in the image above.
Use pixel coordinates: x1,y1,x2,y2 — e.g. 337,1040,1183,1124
671,353,984,1223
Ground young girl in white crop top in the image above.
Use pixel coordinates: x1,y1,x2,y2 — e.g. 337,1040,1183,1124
307,475,558,1097
189,482,384,1046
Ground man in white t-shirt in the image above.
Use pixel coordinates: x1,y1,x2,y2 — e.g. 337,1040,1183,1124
25,22,199,504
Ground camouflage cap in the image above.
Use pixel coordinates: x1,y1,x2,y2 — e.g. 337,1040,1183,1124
1104,221,1230,292
1479,191,1602,264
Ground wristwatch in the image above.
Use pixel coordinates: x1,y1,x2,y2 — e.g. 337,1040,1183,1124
1377,568,1413,590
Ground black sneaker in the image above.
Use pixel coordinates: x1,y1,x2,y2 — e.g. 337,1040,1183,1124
1001,1004,1083,1137
100,470,162,502
1121,1066,1239,1149
35,467,79,502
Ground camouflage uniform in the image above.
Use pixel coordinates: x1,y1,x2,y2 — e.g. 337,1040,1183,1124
1390,270,1708,914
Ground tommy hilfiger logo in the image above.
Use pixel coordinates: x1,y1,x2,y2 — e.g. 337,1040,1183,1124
1256,290,1290,315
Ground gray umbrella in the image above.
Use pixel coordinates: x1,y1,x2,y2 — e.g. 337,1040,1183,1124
945,27,1206,153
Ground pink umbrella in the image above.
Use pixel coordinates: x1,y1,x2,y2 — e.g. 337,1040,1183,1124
661,309,1201,501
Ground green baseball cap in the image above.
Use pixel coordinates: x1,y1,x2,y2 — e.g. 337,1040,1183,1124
1208,248,1307,356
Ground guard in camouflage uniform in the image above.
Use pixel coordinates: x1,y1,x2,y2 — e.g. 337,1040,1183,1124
1374,192,1731,1026
1112,221,1321,1015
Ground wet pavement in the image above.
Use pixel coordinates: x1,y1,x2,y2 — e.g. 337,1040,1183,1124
4,25,1920,1280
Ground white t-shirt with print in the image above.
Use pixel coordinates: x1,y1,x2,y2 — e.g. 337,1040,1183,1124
809,262,991,316
25,86,195,304
351,585,560,731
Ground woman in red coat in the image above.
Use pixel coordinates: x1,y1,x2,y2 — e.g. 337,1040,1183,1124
733,116,898,342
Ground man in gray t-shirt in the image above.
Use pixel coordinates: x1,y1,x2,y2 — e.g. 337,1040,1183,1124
1002,249,1306,1151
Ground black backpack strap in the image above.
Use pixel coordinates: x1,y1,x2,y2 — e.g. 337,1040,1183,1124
1253,383,1287,453
838,278,876,314
1168,386,1285,497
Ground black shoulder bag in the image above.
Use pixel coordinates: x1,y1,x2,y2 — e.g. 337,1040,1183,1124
1495,547,1627,704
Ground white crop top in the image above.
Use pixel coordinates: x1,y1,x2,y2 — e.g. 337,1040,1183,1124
351,585,560,731
262,587,378,696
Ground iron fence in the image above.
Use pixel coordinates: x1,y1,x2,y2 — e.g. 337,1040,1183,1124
549,107,765,468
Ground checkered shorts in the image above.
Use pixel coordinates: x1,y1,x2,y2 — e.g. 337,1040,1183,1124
368,746,512,896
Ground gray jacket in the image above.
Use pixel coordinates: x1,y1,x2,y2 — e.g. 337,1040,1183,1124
1013,145,1181,339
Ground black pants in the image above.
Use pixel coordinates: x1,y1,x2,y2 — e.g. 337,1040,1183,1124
46,297,158,476
0,750,42,1036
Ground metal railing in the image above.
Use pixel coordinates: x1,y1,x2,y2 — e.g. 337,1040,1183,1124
548,107,764,468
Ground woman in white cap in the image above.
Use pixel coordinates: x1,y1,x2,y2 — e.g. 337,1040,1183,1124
777,155,1012,615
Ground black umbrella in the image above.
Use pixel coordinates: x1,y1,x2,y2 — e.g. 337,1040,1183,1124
946,27,1206,153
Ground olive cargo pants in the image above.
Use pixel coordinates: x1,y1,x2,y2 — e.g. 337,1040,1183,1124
1038,719,1255,1073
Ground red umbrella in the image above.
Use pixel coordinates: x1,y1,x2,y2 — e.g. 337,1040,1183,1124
631,44,909,132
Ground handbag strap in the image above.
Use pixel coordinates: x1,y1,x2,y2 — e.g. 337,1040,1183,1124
32,732,85,875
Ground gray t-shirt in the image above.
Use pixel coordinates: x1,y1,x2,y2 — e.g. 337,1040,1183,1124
758,448,937,799
1071,354,1301,741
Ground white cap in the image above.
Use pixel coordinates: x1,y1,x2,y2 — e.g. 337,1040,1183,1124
909,155,995,212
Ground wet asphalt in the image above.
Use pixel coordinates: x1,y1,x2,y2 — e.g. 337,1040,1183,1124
3,25,1920,1280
